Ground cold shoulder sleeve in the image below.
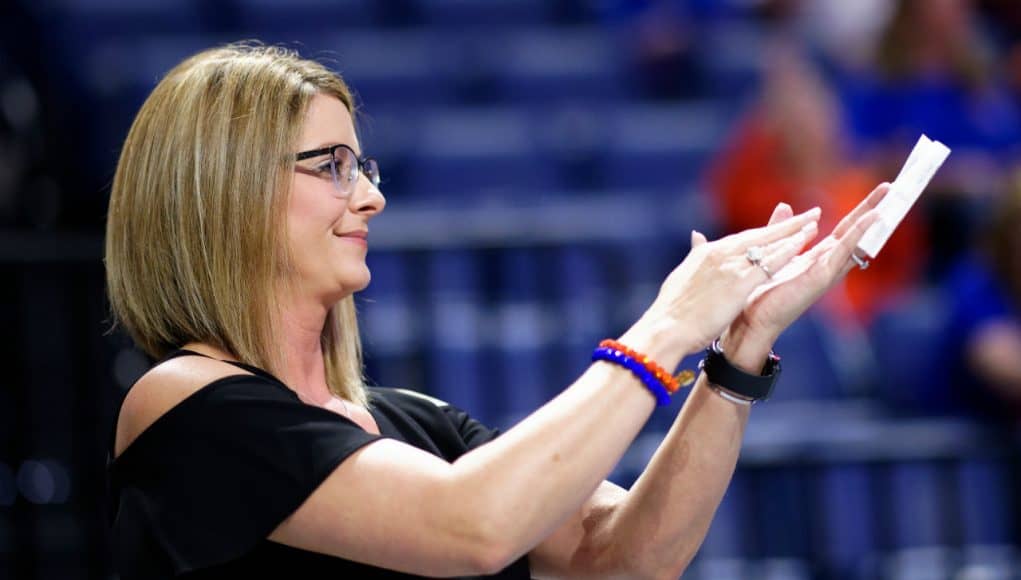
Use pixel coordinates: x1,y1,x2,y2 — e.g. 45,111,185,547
109,375,382,578
440,403,501,449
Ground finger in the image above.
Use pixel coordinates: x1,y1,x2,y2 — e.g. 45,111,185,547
767,202,794,226
758,221,818,276
691,229,708,248
832,183,889,240
800,234,838,263
828,209,881,272
727,206,821,250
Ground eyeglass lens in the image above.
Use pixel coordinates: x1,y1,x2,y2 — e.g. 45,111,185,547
331,147,380,194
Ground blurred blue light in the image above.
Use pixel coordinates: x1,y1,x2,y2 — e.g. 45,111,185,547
18,460,55,504
16,459,71,504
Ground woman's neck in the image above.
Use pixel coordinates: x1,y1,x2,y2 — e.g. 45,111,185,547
274,299,334,405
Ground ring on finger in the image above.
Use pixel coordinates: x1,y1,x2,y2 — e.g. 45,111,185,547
757,262,773,278
851,253,870,271
745,245,764,265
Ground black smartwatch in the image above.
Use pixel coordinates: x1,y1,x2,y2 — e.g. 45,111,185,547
698,338,781,404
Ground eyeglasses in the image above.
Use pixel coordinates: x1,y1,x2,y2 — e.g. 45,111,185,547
294,143,380,198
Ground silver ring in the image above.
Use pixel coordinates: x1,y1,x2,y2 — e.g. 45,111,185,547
851,253,870,271
758,262,773,278
745,245,764,265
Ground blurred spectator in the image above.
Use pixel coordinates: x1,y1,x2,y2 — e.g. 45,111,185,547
941,177,1021,423
842,0,1020,156
793,0,894,73
707,46,925,324
832,0,1021,278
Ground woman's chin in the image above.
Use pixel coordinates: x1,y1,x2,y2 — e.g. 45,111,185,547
329,271,371,300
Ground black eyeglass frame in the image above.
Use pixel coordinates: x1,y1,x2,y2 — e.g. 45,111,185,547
294,143,380,194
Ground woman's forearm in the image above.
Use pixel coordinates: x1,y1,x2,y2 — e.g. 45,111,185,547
445,316,698,569
591,324,772,578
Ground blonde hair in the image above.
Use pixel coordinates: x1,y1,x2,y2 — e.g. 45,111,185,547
105,43,367,405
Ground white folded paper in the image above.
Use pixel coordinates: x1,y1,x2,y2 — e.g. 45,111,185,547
856,134,951,259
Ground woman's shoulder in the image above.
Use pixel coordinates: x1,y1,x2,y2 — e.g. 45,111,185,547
114,353,271,459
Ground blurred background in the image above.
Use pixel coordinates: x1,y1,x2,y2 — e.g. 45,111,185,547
3,0,1021,578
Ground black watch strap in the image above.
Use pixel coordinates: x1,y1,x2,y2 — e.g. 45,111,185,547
699,339,781,402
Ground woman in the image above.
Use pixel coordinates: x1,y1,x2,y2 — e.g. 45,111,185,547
105,43,885,579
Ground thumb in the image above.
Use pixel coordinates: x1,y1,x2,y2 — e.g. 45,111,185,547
691,229,708,248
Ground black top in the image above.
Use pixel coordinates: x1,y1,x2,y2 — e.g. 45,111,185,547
108,350,531,579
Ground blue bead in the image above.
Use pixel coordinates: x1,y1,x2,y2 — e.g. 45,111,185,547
591,347,672,406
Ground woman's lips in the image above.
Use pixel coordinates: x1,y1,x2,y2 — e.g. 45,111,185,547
335,230,368,246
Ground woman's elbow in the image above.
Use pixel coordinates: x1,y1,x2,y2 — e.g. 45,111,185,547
463,512,526,574
466,540,518,576
443,476,529,574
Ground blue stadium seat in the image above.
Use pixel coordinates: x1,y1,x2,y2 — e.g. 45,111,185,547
819,464,879,577
886,462,949,548
424,249,490,419
361,251,422,390
550,245,610,387
407,108,561,197
295,30,455,107
957,459,1012,546
698,21,765,99
493,248,549,424
602,103,727,192
417,0,550,29
492,29,627,104
769,310,847,401
233,0,377,35
868,289,952,413
700,469,752,559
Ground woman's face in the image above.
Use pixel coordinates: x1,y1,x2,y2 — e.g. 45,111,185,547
284,93,385,305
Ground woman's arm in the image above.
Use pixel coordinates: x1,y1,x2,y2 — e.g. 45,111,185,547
527,325,771,580
268,209,820,576
528,185,887,579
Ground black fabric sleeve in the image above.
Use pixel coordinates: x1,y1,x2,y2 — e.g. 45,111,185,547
367,388,502,460
111,376,382,577
440,403,501,449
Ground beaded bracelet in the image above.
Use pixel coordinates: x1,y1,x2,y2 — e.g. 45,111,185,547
592,346,672,406
598,339,694,393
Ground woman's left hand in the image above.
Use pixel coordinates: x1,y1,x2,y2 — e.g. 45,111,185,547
724,183,889,356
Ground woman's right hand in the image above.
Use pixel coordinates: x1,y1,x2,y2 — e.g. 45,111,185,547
638,207,821,354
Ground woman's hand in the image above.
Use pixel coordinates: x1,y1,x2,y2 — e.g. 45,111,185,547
636,207,821,355
724,183,889,358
